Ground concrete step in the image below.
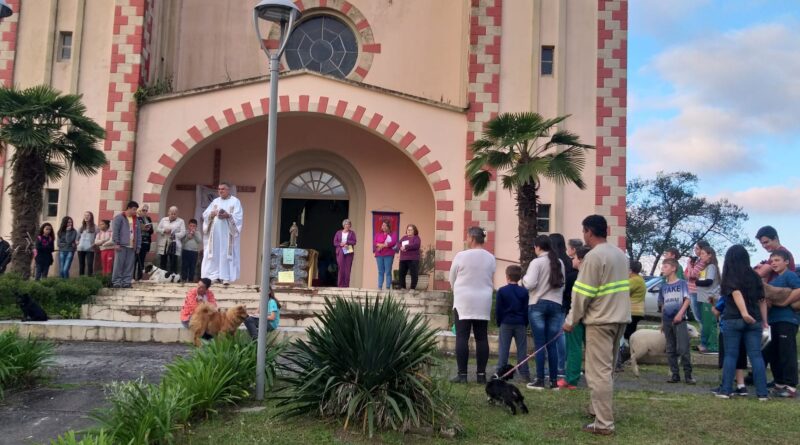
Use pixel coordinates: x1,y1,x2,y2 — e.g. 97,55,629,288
79,304,451,330
92,294,451,312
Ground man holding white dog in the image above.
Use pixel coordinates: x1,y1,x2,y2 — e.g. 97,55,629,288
201,182,243,285
563,215,630,436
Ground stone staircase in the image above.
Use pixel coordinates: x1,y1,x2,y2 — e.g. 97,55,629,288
0,283,464,351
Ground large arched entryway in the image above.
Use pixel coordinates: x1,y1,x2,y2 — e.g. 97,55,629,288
158,112,437,287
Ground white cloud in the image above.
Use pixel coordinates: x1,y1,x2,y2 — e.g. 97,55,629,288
630,23,800,176
717,184,800,215
631,0,712,37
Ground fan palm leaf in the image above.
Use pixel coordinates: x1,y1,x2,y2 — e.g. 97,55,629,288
0,85,106,278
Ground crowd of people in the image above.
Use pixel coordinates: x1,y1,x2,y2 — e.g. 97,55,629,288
31,181,243,289
448,216,799,436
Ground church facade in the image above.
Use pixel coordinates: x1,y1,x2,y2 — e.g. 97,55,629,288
0,0,628,288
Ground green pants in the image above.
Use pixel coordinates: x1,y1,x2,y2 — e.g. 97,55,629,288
566,322,585,386
700,302,719,352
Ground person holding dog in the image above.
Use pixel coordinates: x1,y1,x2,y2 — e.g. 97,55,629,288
157,206,186,277
449,226,496,384
180,278,217,329
563,215,630,436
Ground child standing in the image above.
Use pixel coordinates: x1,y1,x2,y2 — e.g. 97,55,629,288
95,219,115,275
564,246,590,389
494,265,530,381
765,250,799,398
658,258,695,384
34,223,55,280
713,297,749,396
181,219,203,283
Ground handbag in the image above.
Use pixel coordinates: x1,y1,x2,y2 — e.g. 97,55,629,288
166,236,177,256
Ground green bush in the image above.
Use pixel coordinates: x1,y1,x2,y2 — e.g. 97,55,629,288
91,331,284,444
92,379,192,445
163,331,284,417
0,329,55,398
0,273,102,320
49,430,112,445
275,296,458,438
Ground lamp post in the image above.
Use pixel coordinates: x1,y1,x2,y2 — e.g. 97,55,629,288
0,0,13,19
252,0,301,401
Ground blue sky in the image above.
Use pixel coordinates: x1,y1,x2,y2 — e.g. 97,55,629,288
628,0,800,260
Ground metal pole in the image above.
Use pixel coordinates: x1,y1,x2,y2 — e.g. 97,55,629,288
255,52,281,401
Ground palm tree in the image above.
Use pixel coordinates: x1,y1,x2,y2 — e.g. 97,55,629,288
466,112,593,269
0,85,106,278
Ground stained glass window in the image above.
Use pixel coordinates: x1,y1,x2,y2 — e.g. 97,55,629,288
284,16,358,79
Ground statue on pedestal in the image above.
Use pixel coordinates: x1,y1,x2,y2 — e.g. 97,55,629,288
289,222,299,247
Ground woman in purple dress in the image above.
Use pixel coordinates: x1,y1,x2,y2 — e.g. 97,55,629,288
399,224,421,289
333,219,357,287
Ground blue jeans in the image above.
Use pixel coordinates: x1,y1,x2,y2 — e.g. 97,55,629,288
496,323,530,379
529,300,563,381
720,318,768,397
59,251,74,278
376,255,394,289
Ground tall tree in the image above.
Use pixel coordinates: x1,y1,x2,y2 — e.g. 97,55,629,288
466,112,593,269
0,85,106,278
626,171,751,275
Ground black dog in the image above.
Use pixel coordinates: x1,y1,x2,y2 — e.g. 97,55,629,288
17,294,48,321
485,364,528,415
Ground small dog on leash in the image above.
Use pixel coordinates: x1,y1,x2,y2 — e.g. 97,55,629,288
486,364,529,415
143,264,181,283
188,303,248,346
16,294,48,321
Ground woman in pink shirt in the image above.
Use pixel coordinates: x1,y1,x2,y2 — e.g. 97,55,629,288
373,220,396,290
180,278,217,328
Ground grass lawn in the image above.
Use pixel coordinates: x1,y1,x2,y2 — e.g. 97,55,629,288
178,363,800,445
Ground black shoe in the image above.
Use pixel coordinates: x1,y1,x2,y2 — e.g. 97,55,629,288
450,374,467,384
526,379,546,390
476,373,487,384
667,375,681,383
734,386,749,396
767,380,776,389
550,380,560,390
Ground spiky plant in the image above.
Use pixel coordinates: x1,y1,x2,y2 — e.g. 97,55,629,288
275,296,457,437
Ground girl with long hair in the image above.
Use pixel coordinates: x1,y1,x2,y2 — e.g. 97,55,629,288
715,245,769,400
34,223,55,280
549,233,574,384
523,235,565,389
56,216,77,278
696,245,721,352
77,211,97,276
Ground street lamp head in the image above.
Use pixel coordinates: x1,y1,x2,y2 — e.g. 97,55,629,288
0,0,13,19
254,0,301,24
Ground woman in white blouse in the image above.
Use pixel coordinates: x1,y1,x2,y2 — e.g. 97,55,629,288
449,226,496,384
156,206,186,276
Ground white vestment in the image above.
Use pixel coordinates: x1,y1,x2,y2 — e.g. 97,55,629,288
201,195,243,281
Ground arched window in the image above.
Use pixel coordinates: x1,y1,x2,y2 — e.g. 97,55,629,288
283,170,348,198
284,15,358,79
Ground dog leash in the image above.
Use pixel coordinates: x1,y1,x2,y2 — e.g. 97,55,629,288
498,330,564,380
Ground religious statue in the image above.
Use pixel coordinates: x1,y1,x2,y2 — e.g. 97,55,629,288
289,222,299,247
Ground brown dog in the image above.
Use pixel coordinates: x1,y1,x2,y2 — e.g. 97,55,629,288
188,303,248,346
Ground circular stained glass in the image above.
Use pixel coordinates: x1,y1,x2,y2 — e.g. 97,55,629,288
284,16,358,79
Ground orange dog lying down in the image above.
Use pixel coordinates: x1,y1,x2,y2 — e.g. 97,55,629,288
188,303,249,347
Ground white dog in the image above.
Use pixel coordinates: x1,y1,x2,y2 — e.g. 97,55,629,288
143,264,181,283
629,324,700,376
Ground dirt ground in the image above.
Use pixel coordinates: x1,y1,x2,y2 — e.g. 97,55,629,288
0,341,189,445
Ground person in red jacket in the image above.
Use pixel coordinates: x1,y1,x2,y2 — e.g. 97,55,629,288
180,278,217,328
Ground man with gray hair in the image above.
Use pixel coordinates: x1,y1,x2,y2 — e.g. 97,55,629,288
202,182,243,285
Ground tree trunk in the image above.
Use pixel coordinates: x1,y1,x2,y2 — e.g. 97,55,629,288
517,181,538,271
9,152,47,279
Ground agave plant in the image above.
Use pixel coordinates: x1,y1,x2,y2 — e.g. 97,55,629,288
275,296,457,438
0,330,54,397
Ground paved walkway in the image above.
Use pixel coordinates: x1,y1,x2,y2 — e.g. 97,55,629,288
0,342,189,445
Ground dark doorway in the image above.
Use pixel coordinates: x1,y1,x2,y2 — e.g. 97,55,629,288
279,199,349,286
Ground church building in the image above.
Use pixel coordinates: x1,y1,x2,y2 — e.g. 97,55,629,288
0,0,628,288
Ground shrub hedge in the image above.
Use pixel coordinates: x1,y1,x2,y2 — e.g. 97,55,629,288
0,273,105,319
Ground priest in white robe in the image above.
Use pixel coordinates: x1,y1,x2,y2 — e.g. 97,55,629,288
201,182,243,284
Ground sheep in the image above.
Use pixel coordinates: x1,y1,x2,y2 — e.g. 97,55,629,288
629,324,700,376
